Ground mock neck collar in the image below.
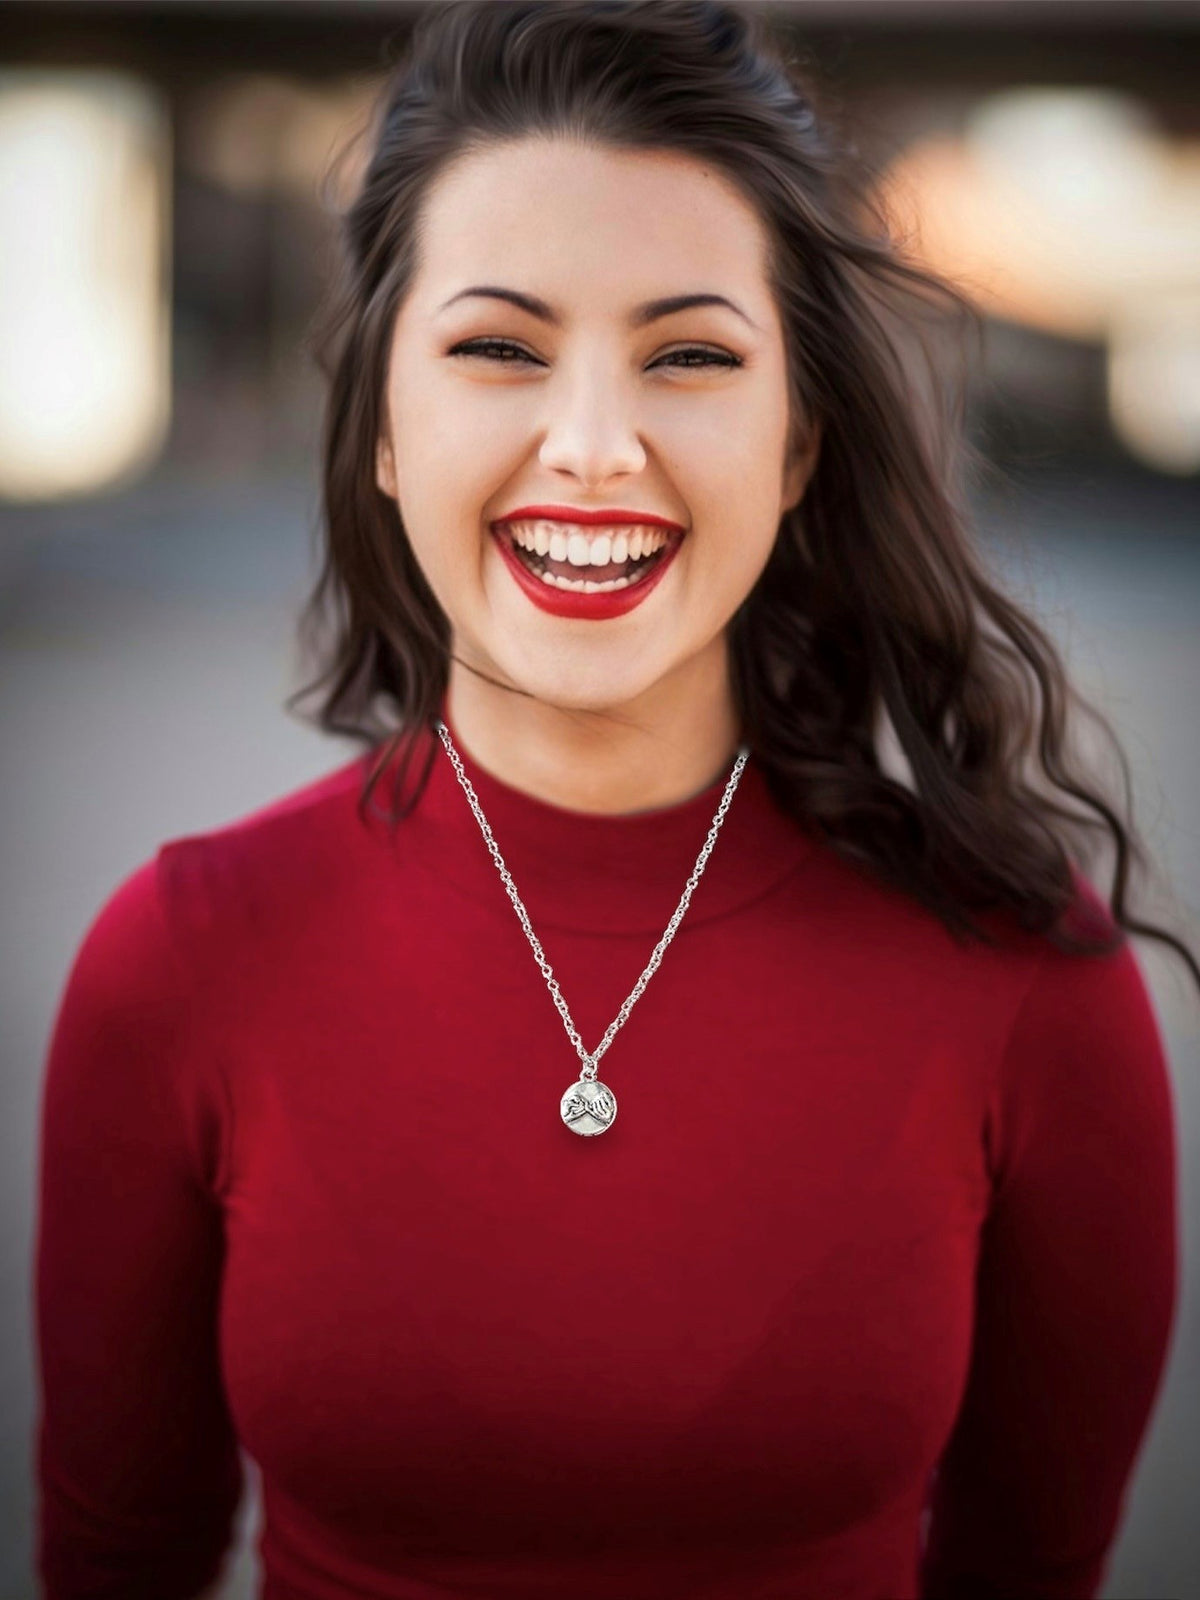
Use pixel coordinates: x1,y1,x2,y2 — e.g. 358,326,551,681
381,694,818,937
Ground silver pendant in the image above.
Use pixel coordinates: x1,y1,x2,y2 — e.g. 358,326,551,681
560,1078,617,1136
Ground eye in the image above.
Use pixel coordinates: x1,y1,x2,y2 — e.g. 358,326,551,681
447,338,538,365
445,338,743,371
653,347,743,371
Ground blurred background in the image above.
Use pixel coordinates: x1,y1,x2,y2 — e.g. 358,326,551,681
2,1,1197,1596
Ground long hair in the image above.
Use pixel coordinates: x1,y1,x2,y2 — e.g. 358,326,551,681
286,0,1198,989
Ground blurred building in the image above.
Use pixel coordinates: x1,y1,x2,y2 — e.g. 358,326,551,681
0,0,1198,501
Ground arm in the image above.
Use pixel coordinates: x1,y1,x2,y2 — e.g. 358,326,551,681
919,930,1179,1598
33,856,244,1599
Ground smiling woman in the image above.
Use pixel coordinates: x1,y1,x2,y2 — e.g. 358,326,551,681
32,4,1193,1600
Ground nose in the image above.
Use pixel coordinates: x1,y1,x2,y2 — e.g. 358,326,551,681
536,362,648,486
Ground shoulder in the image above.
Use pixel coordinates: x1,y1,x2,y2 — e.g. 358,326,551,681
67,751,375,993
157,747,372,867
983,867,1176,1197
54,853,183,1052
999,864,1163,1070
152,750,375,949
807,849,1174,1156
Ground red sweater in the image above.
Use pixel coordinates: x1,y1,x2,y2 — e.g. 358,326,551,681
34,704,1179,1599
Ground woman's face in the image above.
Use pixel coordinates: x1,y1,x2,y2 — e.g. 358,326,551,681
376,136,819,717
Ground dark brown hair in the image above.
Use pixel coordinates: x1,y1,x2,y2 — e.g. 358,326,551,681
287,0,1198,989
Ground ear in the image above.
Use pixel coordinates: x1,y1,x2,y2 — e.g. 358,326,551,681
782,416,822,513
376,437,398,499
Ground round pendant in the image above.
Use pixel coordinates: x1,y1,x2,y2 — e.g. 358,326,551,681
560,1077,617,1136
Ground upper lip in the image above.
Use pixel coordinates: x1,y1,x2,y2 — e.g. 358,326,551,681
492,504,686,532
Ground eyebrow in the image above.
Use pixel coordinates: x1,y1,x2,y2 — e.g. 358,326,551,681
436,285,760,332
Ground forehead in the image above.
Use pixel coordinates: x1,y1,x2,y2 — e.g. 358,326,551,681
411,137,773,313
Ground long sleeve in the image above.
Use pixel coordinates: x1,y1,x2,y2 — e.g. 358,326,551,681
918,930,1180,1599
33,855,244,1599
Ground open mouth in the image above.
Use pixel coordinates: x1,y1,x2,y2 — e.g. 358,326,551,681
494,522,679,593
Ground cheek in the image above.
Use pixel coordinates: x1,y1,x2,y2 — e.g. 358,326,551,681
679,526,773,632
704,524,780,617
419,525,483,593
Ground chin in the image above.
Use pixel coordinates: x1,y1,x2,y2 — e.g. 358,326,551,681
492,656,671,718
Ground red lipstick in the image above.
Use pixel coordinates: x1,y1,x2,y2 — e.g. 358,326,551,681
496,504,685,530
489,514,686,621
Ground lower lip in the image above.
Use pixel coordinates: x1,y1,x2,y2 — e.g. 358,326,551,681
491,524,684,619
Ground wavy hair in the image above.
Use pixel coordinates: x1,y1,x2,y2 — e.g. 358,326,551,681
287,0,1198,989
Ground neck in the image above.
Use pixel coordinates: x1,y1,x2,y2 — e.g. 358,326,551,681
442,649,743,817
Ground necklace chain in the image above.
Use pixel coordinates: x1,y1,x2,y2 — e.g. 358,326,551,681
434,718,750,1083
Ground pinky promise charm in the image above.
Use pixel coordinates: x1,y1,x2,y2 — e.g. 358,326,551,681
560,1077,618,1137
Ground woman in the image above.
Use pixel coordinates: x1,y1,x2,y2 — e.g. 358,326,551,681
34,3,1193,1597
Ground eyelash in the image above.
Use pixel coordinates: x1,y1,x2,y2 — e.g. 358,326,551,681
446,337,743,371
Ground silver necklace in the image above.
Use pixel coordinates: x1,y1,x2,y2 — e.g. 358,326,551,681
434,719,750,1136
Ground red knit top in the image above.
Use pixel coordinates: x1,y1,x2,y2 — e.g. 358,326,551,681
34,700,1179,1598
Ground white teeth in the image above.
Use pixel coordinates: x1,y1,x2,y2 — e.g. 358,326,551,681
503,519,670,567
566,531,591,567
539,568,633,592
